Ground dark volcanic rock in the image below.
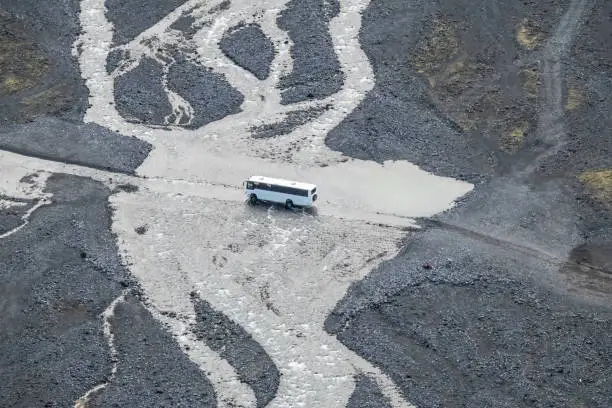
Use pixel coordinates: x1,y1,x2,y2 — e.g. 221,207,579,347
191,294,280,408
106,48,130,75
347,374,392,408
325,0,569,181
170,14,197,38
250,106,326,138
326,2,612,405
546,0,612,295
0,3,152,173
555,0,612,282
0,212,24,236
166,55,244,128
0,197,32,236
327,224,612,408
170,1,231,40
88,295,217,408
335,278,611,408
105,0,191,46
219,23,275,80
327,156,610,408
114,57,173,126
0,117,152,174
0,0,89,123
324,0,493,182
277,0,344,104
0,174,131,407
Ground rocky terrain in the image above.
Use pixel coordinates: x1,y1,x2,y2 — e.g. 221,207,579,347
0,0,610,407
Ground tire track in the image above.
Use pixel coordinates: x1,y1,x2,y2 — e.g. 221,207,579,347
423,219,612,277
519,0,592,177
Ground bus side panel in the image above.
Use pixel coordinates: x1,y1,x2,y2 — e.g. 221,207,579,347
249,188,313,207
256,188,273,202
263,190,279,203
295,196,310,207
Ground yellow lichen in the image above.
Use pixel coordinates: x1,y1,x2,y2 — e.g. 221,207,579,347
521,68,539,99
19,83,73,119
579,169,612,206
412,19,459,80
516,19,542,50
501,123,527,153
565,87,583,111
2,75,25,93
0,22,49,95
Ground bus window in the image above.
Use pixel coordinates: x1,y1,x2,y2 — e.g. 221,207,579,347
246,181,254,189
311,188,316,195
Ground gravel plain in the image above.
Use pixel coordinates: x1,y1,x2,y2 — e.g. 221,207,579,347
0,0,610,407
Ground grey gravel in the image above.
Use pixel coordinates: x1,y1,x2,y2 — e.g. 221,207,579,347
105,0,191,46
339,279,611,408
166,55,244,129
0,212,25,235
0,0,88,123
170,14,197,38
327,222,612,408
324,0,492,182
346,374,392,408
325,1,612,407
106,48,130,75
114,57,174,127
0,174,132,408
0,117,152,174
0,196,33,235
191,294,280,408
219,23,276,80
277,0,344,104
169,0,231,40
327,171,587,331
250,106,327,138
327,150,611,408
544,0,612,299
89,295,217,408
209,0,231,13
0,3,152,176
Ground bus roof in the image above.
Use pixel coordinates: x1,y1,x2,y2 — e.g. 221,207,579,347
248,175,316,191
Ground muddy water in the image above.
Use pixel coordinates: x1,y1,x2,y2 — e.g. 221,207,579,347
112,190,413,407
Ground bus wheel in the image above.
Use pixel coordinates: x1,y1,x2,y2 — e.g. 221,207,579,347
249,194,258,205
285,199,294,209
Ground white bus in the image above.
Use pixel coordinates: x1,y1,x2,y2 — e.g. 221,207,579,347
244,175,318,209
